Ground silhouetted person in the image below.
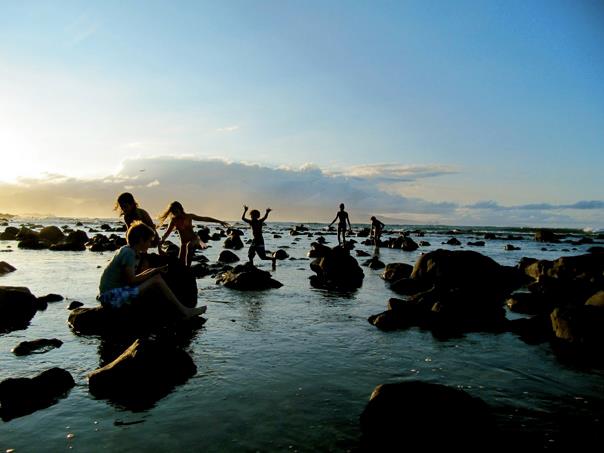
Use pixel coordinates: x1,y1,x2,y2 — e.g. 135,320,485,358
370,216,385,247
329,203,353,246
242,205,276,269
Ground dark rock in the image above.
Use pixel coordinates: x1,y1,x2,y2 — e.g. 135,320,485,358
216,262,282,291
38,226,64,244
381,263,413,282
0,226,19,240
218,250,240,263
49,230,89,251
0,368,74,421
307,241,331,258
0,286,37,332
197,227,210,242
401,236,418,251
535,229,558,243
419,240,431,247
588,246,604,254
12,338,63,356
37,293,64,304
0,261,16,275
484,232,497,240
468,240,485,246
272,249,289,260
100,224,112,231
362,256,385,270
309,245,364,291
18,237,49,250
445,237,461,246
506,292,549,315
356,250,371,257
360,381,494,451
68,301,84,310
316,236,327,244
88,339,196,408
273,234,282,238
356,227,371,238
223,234,244,250
504,244,521,251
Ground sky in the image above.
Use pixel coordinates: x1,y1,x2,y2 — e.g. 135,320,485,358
0,1,603,228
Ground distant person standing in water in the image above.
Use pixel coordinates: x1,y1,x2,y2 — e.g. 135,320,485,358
370,216,385,247
241,205,276,269
115,192,160,251
158,201,230,267
329,203,353,246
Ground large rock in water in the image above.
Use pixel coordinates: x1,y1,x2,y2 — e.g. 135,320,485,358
0,286,37,332
369,249,525,333
38,226,64,244
360,381,494,451
216,262,282,290
69,254,199,335
309,245,364,291
0,368,74,421
88,339,196,409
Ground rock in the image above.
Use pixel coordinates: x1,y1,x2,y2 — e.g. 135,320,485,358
87,234,125,252
586,290,604,307
401,237,418,251
0,261,16,275
381,263,413,282
484,233,497,240
272,249,289,260
419,240,431,247
18,237,49,250
309,245,364,291
49,230,89,251
535,229,558,243
356,250,371,257
218,250,240,263
468,241,485,246
506,292,549,315
360,381,494,451
0,226,19,240
445,237,461,246
356,227,371,238
588,246,604,254
100,224,112,231
0,368,74,421
223,234,244,250
307,241,331,258
216,263,282,290
362,256,385,270
68,301,84,310
197,227,210,242
316,236,327,244
504,244,521,251
37,293,64,304
0,286,37,332
88,339,196,407
38,226,64,244
12,338,63,356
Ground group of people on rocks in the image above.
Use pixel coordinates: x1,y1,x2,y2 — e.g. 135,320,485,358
97,192,386,322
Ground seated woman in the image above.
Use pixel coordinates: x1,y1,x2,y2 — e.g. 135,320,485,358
97,221,206,319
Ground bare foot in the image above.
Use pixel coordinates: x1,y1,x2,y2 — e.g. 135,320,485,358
271,258,277,270
184,305,207,318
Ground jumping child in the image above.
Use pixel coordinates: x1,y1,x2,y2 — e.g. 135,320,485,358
241,205,276,269
97,221,206,318
158,201,230,266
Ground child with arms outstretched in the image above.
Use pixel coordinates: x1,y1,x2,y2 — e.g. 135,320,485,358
241,205,276,269
158,201,229,266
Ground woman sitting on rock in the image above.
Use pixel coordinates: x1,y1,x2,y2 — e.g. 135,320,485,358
158,201,229,267
97,221,206,319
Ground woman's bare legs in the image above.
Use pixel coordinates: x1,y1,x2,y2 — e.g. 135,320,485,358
138,274,206,318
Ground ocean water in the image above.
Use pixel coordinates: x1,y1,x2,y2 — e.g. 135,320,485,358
1,218,603,451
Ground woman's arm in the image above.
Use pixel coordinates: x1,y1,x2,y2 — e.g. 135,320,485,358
241,205,250,224
190,214,229,227
160,219,175,242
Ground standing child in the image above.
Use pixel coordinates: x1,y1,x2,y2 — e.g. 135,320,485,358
329,203,353,246
241,205,276,269
158,201,230,267
370,216,386,247
97,221,206,318
114,192,160,249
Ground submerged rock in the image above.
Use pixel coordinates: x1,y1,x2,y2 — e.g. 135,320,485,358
360,381,494,451
88,339,196,408
0,261,16,275
0,368,74,421
12,338,63,356
216,262,282,290
380,263,413,282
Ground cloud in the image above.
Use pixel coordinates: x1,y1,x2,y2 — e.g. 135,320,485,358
0,157,601,228
216,125,240,132
333,164,458,182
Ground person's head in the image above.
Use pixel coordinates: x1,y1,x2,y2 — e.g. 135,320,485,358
115,192,137,216
159,201,184,224
126,221,155,248
370,216,376,222
339,203,345,211
250,209,261,219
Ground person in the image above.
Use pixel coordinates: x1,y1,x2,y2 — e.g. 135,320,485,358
97,221,206,319
370,216,386,247
329,203,353,246
158,201,230,267
241,205,276,269
114,192,160,248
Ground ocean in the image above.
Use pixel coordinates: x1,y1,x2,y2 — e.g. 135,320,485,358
1,217,603,451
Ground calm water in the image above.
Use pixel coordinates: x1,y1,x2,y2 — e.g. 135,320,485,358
1,219,603,451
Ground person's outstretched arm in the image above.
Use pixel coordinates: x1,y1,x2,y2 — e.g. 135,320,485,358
190,214,230,228
160,219,175,242
260,208,271,222
328,213,338,227
241,205,251,224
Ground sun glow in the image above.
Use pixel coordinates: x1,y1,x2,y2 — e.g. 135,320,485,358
0,130,44,183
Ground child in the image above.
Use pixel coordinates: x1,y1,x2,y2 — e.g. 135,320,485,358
114,192,160,248
158,201,230,267
241,205,276,269
370,216,386,247
97,221,206,318
329,203,353,246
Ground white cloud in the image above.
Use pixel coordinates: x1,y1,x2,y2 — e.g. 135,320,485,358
0,157,601,228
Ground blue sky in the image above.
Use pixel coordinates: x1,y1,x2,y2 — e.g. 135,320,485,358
0,1,602,227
